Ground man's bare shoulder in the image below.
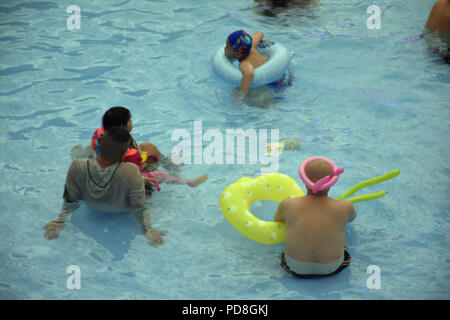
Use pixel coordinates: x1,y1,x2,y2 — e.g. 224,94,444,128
336,198,354,208
331,198,355,220
326,197,352,208
281,196,302,205
279,196,304,213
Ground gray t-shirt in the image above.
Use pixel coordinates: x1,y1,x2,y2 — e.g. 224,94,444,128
63,158,148,215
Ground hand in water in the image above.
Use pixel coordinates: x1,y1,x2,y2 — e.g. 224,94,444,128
145,229,167,247
44,221,64,240
144,177,157,186
231,88,246,103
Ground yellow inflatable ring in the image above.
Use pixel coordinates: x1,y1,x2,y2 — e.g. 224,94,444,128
220,173,304,245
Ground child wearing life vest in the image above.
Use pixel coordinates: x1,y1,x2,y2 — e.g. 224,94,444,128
92,107,208,194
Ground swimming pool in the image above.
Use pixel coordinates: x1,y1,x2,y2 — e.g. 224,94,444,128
0,0,449,300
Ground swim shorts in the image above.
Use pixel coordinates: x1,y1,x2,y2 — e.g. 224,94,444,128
281,250,351,278
267,70,293,93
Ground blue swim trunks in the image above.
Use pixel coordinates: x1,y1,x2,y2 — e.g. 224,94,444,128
267,70,293,93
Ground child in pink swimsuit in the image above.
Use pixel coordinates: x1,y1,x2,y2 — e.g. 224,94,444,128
141,156,207,191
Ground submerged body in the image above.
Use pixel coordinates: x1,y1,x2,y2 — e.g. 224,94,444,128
423,0,450,62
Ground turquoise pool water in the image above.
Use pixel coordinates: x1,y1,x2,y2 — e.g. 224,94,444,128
0,0,449,299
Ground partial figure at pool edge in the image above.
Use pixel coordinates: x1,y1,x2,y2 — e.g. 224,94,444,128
253,0,318,18
274,157,355,278
423,0,450,64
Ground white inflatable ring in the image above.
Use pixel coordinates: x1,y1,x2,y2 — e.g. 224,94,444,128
211,41,290,88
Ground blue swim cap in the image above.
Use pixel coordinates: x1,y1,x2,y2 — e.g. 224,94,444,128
227,30,252,55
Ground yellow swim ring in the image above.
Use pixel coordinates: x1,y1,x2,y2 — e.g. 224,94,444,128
220,173,304,245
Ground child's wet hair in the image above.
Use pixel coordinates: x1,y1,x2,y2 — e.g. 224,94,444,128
102,106,131,130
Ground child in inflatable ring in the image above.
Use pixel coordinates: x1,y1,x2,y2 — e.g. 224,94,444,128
224,30,291,103
274,157,356,278
93,107,208,195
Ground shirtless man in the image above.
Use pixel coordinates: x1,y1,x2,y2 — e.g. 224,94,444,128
274,157,356,277
44,127,166,247
423,0,450,63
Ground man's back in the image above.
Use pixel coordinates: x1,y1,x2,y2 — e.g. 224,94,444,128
65,158,146,212
282,195,355,264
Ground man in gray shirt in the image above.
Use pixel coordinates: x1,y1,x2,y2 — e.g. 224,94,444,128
44,127,166,247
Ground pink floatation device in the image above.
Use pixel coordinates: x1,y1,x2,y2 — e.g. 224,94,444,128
299,157,344,194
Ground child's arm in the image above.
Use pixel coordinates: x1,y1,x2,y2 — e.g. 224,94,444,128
251,31,264,48
236,32,264,100
238,61,255,99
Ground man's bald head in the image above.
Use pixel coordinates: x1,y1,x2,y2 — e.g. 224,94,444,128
305,159,333,182
305,159,333,195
